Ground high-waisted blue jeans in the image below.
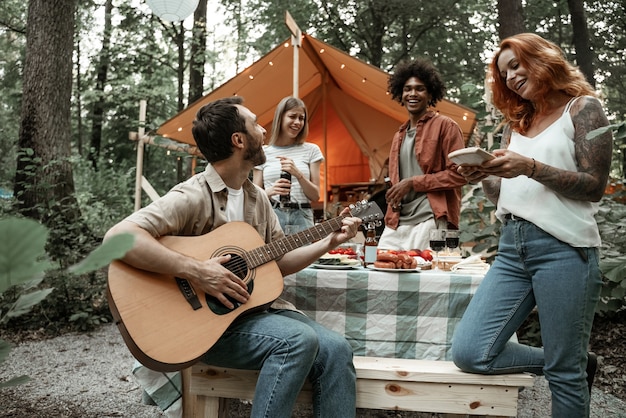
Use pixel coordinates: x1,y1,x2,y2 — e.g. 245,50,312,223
202,308,356,418
273,207,314,234
451,218,602,418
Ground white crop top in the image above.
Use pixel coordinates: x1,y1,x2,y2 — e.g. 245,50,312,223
496,97,601,248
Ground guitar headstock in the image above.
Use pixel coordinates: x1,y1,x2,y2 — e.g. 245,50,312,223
348,200,384,225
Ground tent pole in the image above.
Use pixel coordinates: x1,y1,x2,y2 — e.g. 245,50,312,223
285,11,301,98
134,100,147,212
292,34,299,98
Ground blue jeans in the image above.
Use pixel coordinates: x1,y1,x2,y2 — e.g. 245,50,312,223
202,308,356,418
273,207,314,234
451,218,602,418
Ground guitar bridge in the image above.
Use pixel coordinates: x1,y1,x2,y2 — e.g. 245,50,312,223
175,277,202,310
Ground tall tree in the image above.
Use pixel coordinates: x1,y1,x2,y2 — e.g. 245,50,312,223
497,0,525,39
87,0,113,168
567,0,596,87
188,0,208,104
14,0,80,227
0,0,26,191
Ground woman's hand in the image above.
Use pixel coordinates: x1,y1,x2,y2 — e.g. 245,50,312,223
278,156,304,180
477,150,534,179
272,176,291,197
457,150,533,181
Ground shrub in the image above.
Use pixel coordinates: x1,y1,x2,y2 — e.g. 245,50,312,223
0,217,133,388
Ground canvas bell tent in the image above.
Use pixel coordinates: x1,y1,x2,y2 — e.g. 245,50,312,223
155,33,477,196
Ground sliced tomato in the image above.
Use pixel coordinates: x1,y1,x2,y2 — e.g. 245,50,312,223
420,249,433,261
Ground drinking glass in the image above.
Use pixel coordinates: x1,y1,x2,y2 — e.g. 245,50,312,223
429,229,446,270
444,230,460,255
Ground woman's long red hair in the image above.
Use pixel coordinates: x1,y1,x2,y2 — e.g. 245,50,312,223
489,33,595,135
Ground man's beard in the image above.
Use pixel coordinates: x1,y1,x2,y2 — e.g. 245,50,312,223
244,140,266,166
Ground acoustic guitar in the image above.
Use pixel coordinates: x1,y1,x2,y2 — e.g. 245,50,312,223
107,201,383,372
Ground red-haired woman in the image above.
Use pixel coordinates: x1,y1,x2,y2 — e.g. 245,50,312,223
451,33,612,418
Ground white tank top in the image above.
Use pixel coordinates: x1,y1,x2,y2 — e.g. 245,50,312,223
496,97,601,248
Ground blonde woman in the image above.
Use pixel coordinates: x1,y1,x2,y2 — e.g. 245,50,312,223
253,97,324,233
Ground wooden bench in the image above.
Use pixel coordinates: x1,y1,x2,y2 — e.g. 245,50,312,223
182,356,534,418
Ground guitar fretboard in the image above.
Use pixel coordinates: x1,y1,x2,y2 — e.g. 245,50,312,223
243,216,345,269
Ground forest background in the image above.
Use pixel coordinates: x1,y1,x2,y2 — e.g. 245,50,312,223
0,0,625,399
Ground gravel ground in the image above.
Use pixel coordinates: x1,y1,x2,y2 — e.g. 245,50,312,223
1,323,625,418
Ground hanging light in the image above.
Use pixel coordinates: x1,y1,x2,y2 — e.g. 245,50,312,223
146,0,199,22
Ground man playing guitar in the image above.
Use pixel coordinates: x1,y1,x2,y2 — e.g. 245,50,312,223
105,97,363,418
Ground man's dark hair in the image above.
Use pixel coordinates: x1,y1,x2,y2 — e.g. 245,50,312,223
387,59,446,107
192,96,247,163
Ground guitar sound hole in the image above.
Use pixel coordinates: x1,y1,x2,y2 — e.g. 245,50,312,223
223,253,248,279
205,253,252,315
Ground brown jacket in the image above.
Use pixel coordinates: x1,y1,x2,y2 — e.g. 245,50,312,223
385,111,467,229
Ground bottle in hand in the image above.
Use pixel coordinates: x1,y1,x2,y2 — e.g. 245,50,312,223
384,177,401,212
279,171,292,206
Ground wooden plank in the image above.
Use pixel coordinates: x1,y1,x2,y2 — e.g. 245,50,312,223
190,364,314,404
354,357,534,387
356,379,520,416
187,358,533,417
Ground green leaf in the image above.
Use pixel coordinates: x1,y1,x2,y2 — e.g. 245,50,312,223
7,288,55,318
586,124,619,140
0,218,56,293
68,233,135,275
0,375,31,388
0,338,12,362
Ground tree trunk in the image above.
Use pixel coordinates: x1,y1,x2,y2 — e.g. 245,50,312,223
175,22,185,111
188,0,207,105
567,0,596,88
497,0,525,39
88,0,113,169
14,0,88,252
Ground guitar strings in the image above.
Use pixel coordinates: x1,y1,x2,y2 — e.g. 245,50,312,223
217,203,379,273
222,217,346,273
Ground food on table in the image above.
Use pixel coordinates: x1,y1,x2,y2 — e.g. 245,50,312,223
417,249,433,261
374,251,419,270
316,246,360,266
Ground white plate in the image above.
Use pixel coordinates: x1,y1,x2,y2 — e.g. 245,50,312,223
310,263,361,270
366,265,422,273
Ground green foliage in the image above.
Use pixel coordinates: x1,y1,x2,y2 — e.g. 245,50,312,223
0,216,134,389
72,157,135,237
595,195,626,314
459,186,499,262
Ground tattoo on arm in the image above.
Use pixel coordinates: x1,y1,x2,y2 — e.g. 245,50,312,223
534,97,612,202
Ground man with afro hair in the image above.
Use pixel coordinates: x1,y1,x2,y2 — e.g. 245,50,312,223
379,58,467,252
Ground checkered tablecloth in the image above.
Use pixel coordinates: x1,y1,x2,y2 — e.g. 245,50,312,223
281,267,485,361
134,267,486,417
